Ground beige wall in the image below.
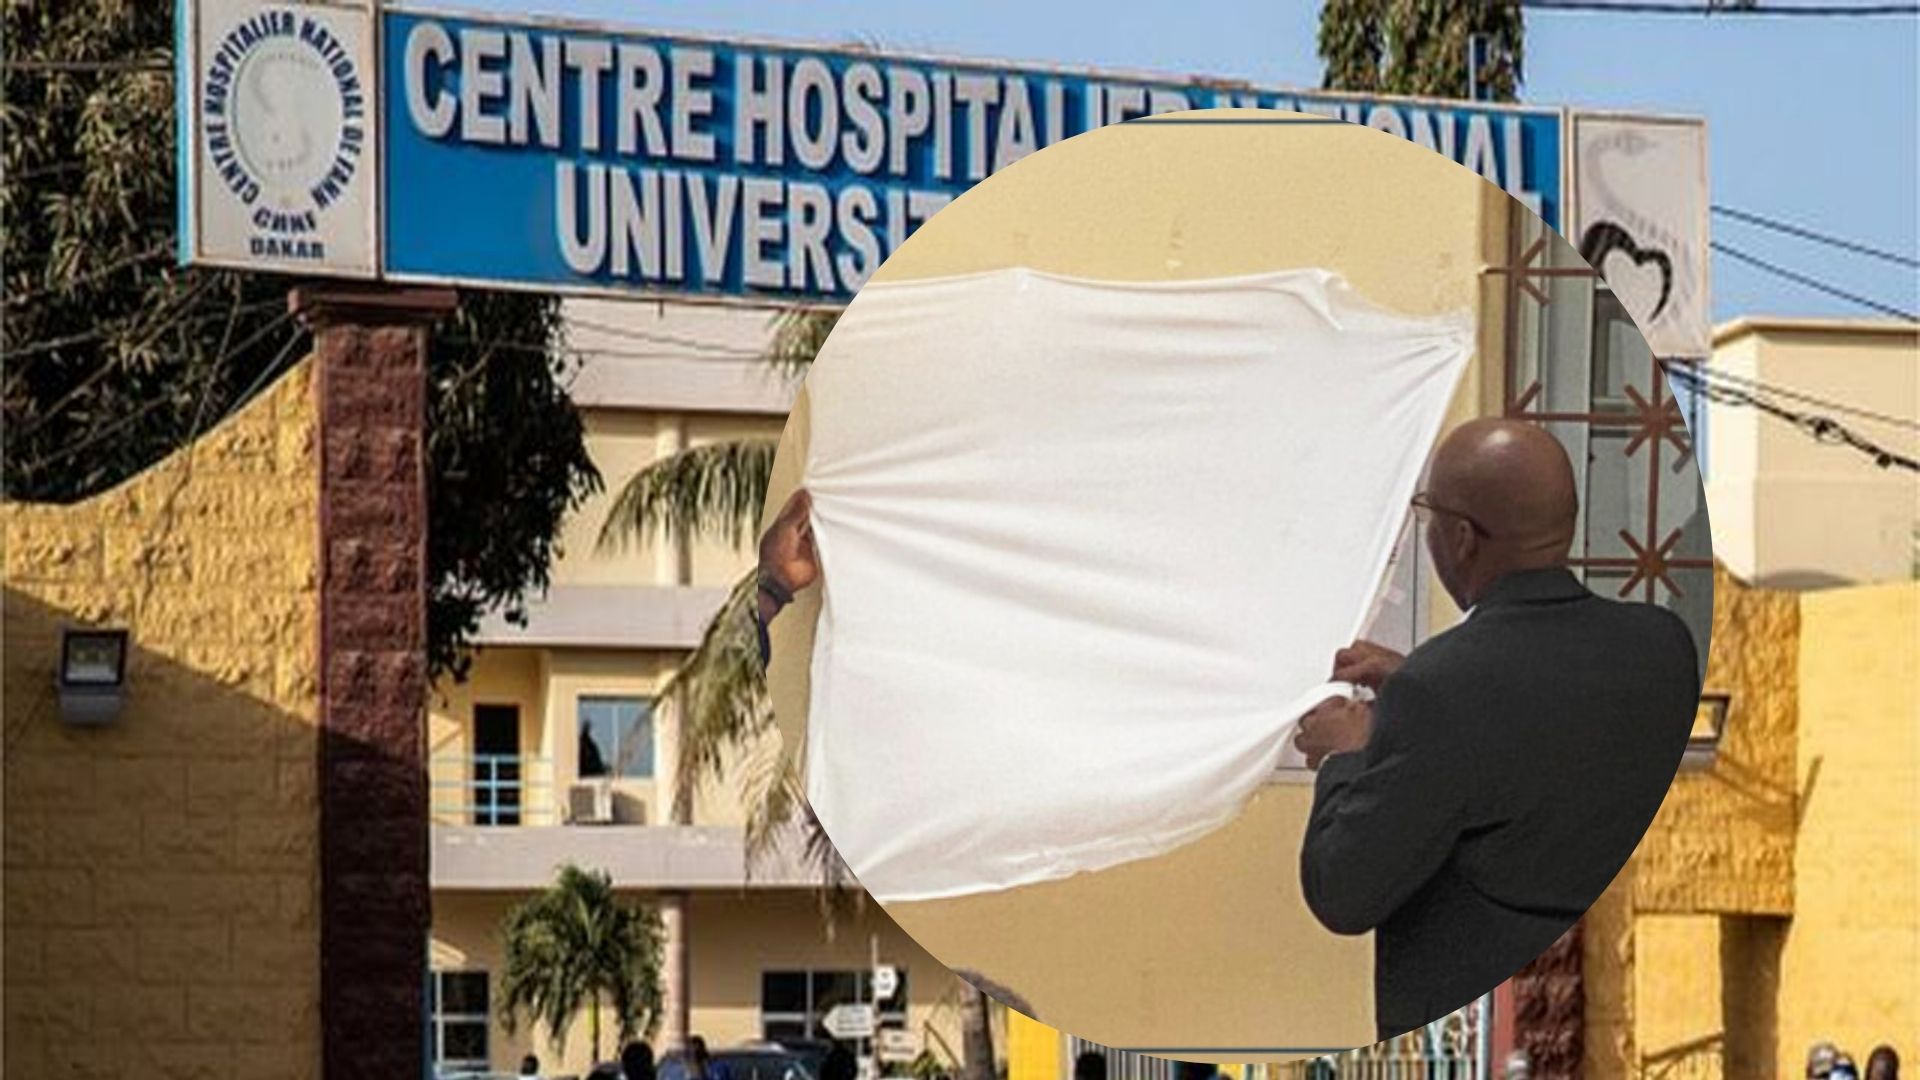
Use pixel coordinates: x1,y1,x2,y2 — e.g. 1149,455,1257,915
554,409,787,590
430,646,549,823
431,643,776,828
1779,579,1920,1064
433,889,971,1075
765,110,1518,1053
3,362,323,1080
1705,319,1919,590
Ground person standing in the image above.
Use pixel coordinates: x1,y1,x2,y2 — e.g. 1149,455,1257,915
1294,419,1699,1041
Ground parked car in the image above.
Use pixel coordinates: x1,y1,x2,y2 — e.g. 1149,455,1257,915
657,1042,822,1080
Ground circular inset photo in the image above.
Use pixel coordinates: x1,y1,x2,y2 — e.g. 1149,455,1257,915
753,108,1713,1059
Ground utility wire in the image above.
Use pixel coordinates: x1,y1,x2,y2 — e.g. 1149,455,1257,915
562,313,775,360
1712,240,1919,321
1522,1,1920,14
444,335,774,364
1662,362,1919,471
1675,360,1920,431
1713,205,1920,269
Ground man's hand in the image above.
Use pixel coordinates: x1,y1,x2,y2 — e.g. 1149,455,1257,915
758,489,818,609
1294,695,1373,770
1332,639,1407,691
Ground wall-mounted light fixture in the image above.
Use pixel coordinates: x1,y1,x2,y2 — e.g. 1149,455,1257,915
57,628,129,726
1682,691,1730,769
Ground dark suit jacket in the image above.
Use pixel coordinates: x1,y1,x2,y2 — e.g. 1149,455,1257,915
1300,567,1699,1041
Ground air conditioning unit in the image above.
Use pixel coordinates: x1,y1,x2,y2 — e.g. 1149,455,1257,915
566,780,614,825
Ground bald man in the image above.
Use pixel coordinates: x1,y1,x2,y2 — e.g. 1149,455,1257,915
1293,419,1699,1042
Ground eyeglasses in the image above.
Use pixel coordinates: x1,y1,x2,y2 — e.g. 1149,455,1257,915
1410,492,1494,539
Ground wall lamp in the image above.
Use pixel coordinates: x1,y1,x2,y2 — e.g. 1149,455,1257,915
57,628,129,726
1682,691,1730,769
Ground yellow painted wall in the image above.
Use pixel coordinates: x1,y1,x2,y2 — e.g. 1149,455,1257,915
1582,882,1639,1077
3,361,323,1080
433,889,970,1075
1633,563,1798,916
429,646,549,824
1631,916,1725,1077
764,111,1518,1054
1583,575,1918,1078
1778,579,1919,1065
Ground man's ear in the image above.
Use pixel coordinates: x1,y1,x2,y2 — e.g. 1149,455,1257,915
1453,520,1479,565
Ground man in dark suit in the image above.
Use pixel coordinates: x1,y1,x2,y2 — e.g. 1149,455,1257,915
1293,418,1700,1042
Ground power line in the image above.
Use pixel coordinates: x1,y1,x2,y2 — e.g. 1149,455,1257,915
1713,205,1920,269
562,313,774,360
1675,360,1920,431
1712,240,1920,321
1662,362,1919,471
444,335,771,365
1522,1,1920,13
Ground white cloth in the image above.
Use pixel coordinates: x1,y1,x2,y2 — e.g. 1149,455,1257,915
801,267,1473,902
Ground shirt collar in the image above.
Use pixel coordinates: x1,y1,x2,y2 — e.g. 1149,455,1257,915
1469,567,1590,612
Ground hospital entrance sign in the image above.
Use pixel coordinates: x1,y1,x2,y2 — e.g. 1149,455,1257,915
176,1,1709,354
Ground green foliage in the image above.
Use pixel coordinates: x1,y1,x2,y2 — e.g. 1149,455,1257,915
765,307,842,377
2,1,600,683
1318,0,1526,102
596,439,780,555
498,863,665,1062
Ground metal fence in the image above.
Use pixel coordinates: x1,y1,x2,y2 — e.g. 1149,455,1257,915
1064,996,1491,1080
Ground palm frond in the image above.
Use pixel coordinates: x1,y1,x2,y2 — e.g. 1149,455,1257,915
740,748,862,932
765,306,841,376
661,570,772,821
597,438,779,554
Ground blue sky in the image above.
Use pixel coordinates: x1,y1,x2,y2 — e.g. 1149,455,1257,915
453,0,1919,323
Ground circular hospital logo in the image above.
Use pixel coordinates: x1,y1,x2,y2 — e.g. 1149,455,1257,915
199,8,367,258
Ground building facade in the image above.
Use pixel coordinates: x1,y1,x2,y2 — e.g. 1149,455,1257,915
1704,317,1919,590
426,300,978,1077
765,117,1717,1067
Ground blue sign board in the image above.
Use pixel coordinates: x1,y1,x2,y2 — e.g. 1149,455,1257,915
379,8,1563,304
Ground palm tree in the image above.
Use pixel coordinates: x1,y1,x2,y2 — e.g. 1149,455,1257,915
596,305,1005,1080
498,863,666,1065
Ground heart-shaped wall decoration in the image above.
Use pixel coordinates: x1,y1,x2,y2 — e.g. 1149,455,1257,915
1579,221,1674,323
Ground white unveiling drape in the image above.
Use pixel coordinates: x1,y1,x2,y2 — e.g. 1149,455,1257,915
800,267,1473,902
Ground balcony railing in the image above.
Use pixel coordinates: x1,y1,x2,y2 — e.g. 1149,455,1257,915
429,753,557,826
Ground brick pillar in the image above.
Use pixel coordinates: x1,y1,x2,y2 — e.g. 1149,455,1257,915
1507,920,1585,1080
292,283,458,1080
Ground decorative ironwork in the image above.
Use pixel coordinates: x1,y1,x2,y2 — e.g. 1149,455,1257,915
1494,214,1713,604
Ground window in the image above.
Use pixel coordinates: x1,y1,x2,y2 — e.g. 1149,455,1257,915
761,968,909,1047
431,970,490,1076
577,696,654,779
1499,207,1713,685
